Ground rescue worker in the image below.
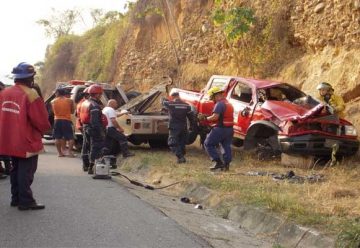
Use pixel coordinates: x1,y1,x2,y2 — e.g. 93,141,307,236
317,82,345,118
198,87,234,171
80,84,106,174
0,62,51,210
51,87,75,157
77,87,91,171
102,99,134,168
162,92,193,163
0,81,10,179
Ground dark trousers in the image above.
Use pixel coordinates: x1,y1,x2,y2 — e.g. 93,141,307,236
10,156,38,206
105,127,129,156
89,127,104,163
168,128,187,158
204,127,234,164
81,126,91,167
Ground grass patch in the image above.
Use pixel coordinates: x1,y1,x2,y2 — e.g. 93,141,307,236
123,143,360,241
336,219,360,248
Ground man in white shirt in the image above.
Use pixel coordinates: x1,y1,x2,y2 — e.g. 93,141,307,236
102,100,134,166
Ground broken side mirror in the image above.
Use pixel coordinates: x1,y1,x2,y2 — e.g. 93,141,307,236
241,107,251,117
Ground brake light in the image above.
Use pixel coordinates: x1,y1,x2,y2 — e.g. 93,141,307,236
134,123,141,129
69,80,86,85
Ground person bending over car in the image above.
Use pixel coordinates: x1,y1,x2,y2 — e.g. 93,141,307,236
317,82,345,118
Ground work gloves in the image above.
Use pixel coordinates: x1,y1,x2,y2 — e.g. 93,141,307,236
197,113,207,121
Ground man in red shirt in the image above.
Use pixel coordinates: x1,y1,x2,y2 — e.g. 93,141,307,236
0,62,50,210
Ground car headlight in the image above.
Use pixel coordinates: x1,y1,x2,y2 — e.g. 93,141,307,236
344,125,358,136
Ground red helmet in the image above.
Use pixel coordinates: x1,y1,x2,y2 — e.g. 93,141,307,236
83,87,90,94
88,84,103,94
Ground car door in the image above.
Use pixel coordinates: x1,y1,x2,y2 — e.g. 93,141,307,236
227,81,254,138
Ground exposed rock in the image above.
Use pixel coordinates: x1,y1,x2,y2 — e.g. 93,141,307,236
314,3,326,13
354,0,360,10
341,21,350,28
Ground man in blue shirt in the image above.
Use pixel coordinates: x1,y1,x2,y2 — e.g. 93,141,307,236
200,87,234,171
162,92,193,163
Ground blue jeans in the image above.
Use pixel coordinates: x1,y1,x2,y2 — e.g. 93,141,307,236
204,127,234,164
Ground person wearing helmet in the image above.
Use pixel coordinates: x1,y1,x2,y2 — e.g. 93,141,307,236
80,84,106,174
199,86,234,171
76,87,91,171
162,91,194,164
317,82,345,118
0,62,51,210
51,87,75,157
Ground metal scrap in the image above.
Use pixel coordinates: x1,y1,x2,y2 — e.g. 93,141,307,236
246,170,325,184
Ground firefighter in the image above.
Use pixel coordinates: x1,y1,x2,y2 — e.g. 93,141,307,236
77,87,91,171
0,62,51,210
80,84,106,174
162,92,193,163
317,82,345,118
198,86,234,171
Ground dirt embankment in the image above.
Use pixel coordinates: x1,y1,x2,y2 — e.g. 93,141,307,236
113,0,360,129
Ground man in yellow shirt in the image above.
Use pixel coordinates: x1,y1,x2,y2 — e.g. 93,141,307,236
51,87,75,157
317,82,345,118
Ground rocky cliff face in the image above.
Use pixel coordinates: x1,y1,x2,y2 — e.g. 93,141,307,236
112,0,360,131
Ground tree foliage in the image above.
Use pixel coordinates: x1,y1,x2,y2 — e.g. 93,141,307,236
37,8,81,39
212,4,255,43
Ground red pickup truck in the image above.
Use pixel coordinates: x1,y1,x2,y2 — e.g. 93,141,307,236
170,75,359,157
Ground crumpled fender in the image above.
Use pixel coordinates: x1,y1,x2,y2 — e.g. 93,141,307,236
244,121,280,150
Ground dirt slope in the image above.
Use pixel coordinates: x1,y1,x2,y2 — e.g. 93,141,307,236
111,0,360,131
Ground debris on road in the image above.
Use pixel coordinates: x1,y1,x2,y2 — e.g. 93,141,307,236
246,170,325,184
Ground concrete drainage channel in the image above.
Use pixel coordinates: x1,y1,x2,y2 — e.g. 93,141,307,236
111,168,335,248
183,183,335,248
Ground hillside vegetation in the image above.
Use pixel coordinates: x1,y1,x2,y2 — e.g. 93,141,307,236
40,0,360,133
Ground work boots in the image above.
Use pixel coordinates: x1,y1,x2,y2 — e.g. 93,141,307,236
123,152,135,158
121,144,135,158
88,164,94,175
222,163,230,172
209,159,224,171
82,165,89,172
177,156,186,164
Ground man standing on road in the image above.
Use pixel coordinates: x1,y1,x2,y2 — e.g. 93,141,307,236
0,81,11,179
51,87,75,157
199,87,234,171
77,87,91,171
0,62,50,210
102,99,134,167
317,82,345,118
162,92,193,164
81,84,106,174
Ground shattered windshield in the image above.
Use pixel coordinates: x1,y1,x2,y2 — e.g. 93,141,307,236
257,84,320,108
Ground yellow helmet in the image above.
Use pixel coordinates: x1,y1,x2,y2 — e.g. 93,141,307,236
207,86,224,98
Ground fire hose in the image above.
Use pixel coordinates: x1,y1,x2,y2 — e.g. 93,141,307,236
110,171,182,190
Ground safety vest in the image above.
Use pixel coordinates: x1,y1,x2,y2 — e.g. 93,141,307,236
79,99,108,127
212,99,234,127
79,99,91,124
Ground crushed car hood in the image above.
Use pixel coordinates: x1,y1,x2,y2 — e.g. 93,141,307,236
260,100,324,122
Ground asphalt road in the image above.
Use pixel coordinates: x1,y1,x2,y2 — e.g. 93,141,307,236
0,144,209,248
